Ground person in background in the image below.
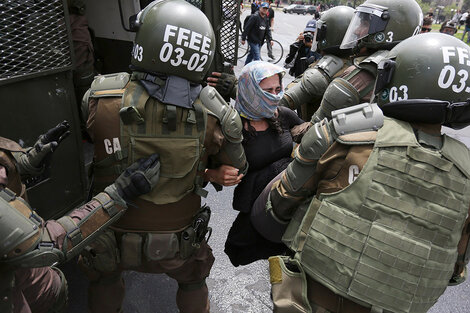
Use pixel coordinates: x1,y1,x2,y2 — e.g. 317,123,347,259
440,20,457,36
284,19,322,78
421,16,433,33
242,2,272,65
462,13,470,42
460,10,468,29
265,0,276,61
251,0,260,14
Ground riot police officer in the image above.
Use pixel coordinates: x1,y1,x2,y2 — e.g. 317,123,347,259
0,127,161,313
81,1,247,312
251,33,470,313
280,5,355,121
310,0,422,124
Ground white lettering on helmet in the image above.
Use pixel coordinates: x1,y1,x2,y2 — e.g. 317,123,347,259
163,24,211,55
442,46,456,64
163,24,178,42
160,24,212,72
456,47,470,66
177,27,191,47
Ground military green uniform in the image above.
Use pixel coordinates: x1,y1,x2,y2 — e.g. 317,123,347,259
80,2,247,312
0,137,142,313
266,117,470,313
82,72,247,313
281,6,355,122
310,50,387,123
283,55,352,121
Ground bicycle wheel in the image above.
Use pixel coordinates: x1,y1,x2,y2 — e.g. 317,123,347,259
260,39,284,64
237,35,249,60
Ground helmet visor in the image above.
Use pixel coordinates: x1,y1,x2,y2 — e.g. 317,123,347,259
314,20,326,44
340,6,388,49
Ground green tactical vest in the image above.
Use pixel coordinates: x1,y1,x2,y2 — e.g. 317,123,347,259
285,118,470,313
93,74,208,204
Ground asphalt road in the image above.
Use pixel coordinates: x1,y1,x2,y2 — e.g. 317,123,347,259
65,9,470,313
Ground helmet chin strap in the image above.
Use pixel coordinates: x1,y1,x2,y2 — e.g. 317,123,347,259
380,99,470,130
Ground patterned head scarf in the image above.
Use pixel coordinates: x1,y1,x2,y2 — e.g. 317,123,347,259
235,61,285,120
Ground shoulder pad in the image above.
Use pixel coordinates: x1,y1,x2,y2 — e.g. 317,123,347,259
358,50,389,66
89,72,130,98
200,86,243,143
332,102,384,139
315,54,345,78
199,86,225,117
0,137,24,153
441,134,470,178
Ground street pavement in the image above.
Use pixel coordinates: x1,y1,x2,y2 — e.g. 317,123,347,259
65,8,470,313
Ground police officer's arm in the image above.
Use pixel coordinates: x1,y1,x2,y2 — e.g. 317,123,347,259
450,205,470,285
1,154,160,268
200,86,248,176
13,121,70,177
269,103,383,221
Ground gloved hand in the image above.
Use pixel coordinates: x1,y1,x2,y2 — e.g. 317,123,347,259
15,121,71,174
207,72,238,100
105,153,160,206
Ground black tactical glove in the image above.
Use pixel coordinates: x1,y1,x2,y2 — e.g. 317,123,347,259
15,121,71,175
105,153,161,206
214,73,238,100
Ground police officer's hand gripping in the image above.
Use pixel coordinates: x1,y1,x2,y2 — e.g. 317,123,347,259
105,153,161,206
15,121,71,174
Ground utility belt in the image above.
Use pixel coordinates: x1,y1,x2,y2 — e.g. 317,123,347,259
118,206,212,267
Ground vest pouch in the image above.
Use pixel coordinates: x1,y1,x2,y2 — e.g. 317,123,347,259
269,256,312,313
129,136,201,204
348,222,432,313
120,233,142,268
282,197,321,253
80,230,119,273
144,233,179,261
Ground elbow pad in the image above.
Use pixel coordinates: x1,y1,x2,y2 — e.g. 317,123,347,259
2,192,125,268
311,77,361,123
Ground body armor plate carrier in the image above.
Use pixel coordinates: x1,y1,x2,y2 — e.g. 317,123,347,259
286,118,470,313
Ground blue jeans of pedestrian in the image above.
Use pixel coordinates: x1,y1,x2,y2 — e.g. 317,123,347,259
245,41,261,65
462,26,470,42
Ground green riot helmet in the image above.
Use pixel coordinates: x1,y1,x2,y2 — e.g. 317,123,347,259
314,6,355,56
374,33,470,129
131,0,216,83
340,0,422,52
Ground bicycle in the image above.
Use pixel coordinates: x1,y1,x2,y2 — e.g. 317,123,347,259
237,35,284,64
